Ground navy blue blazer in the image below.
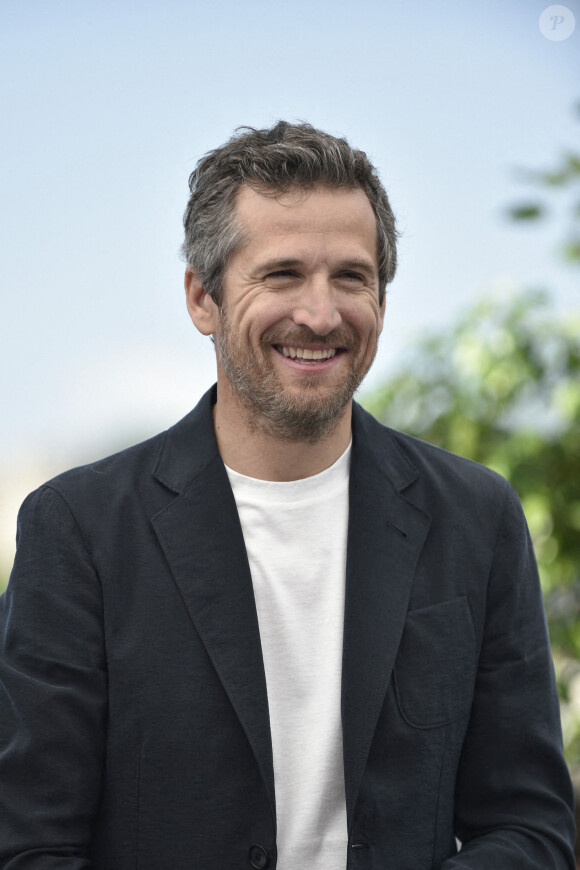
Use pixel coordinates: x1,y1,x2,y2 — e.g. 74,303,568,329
0,386,575,869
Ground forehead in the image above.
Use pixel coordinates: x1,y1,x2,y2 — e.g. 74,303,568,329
232,185,378,263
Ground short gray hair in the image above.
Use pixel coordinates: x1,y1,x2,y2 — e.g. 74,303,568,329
182,121,398,306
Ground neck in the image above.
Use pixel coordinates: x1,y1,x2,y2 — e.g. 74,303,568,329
212,385,353,482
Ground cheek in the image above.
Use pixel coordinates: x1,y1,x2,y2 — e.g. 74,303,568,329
244,303,287,343
350,301,383,338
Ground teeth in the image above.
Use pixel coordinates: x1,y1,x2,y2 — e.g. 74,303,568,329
279,346,337,360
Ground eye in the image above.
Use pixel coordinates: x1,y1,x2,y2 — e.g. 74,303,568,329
337,271,365,285
264,269,301,285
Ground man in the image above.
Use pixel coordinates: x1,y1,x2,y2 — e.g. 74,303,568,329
0,121,575,869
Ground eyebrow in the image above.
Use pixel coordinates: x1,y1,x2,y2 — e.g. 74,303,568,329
259,258,303,273
258,257,377,279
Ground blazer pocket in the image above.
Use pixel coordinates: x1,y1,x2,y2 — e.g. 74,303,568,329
394,596,476,729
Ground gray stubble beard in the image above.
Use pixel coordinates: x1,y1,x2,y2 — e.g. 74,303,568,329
215,308,378,443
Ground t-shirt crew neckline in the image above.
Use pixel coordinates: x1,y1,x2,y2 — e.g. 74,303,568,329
223,439,352,503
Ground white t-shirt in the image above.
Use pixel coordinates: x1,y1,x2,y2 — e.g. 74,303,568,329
225,444,351,869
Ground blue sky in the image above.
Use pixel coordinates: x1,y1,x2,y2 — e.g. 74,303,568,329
1,0,579,470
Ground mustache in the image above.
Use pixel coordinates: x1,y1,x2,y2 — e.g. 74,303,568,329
263,326,359,349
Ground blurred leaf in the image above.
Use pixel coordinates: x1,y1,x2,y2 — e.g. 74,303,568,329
507,203,545,221
561,236,580,263
507,108,580,268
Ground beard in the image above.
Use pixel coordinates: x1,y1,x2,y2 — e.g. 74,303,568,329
215,308,379,443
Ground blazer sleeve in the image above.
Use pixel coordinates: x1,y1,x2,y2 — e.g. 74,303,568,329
0,485,107,868
441,483,576,869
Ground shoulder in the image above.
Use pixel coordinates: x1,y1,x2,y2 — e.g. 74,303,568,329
30,387,218,513
352,401,513,517
41,428,169,505
18,387,219,542
14,429,170,553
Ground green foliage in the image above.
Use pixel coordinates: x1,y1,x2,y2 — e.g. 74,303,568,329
506,203,545,221
362,289,580,772
507,104,580,266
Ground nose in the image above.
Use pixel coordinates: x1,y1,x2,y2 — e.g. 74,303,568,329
291,278,342,336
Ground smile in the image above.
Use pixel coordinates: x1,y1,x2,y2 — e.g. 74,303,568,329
275,346,339,361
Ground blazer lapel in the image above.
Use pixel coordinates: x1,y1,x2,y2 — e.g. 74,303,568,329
342,404,431,826
150,388,275,820
148,390,430,832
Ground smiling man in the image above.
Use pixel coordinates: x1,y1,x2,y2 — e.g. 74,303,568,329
0,122,575,869
186,184,384,467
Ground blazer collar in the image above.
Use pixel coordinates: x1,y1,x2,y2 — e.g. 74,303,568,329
342,402,432,826
151,387,431,832
151,385,277,822
152,386,422,496
152,384,220,494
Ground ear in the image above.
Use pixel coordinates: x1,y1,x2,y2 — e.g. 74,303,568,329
185,267,219,336
378,294,386,334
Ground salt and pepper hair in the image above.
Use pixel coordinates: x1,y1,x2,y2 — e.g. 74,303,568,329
181,121,398,306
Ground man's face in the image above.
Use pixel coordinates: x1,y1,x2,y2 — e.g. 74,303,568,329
212,185,385,441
